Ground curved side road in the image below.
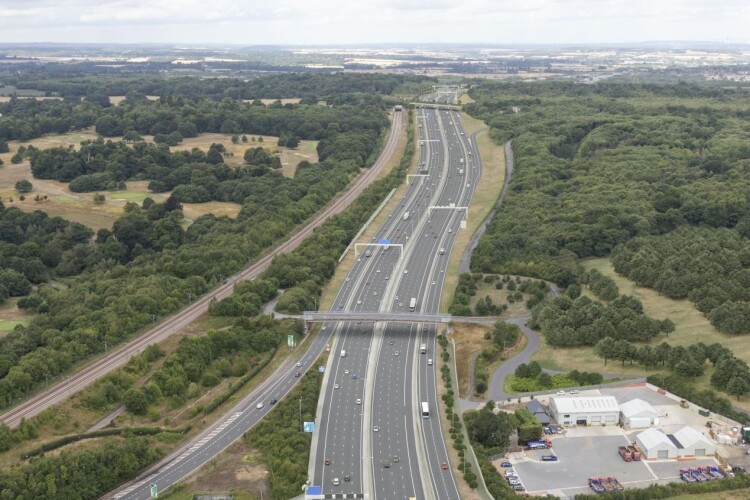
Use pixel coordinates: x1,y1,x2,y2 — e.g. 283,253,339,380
0,111,404,429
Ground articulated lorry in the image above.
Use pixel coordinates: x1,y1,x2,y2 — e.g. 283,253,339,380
527,439,552,450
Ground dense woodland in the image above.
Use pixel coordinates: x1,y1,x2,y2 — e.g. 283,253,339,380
465,81,750,414
467,82,750,289
0,75,401,407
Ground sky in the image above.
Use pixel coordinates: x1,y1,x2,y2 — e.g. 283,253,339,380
0,0,747,45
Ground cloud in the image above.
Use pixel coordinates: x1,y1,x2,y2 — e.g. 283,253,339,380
0,0,747,44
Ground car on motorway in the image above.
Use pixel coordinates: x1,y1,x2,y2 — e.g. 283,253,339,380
394,351,399,356
432,281,436,285
256,402,264,409
294,372,300,378
398,302,403,307
404,269,408,274
357,300,362,305
345,369,349,374
383,460,391,468
344,474,350,482
374,426,379,432
334,383,340,389
385,275,389,280
356,398,362,405
270,399,278,405
325,458,331,465
352,373,358,379
332,477,340,485
376,269,381,273
442,462,448,470
428,358,433,366
296,362,302,367
393,455,400,463
345,277,350,282
389,340,394,345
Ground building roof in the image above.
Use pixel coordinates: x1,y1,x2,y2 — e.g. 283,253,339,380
620,398,658,419
672,426,713,449
551,396,619,414
526,399,547,415
637,428,677,451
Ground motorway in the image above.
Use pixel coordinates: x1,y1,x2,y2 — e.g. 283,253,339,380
107,112,404,499
0,111,403,430
310,96,479,499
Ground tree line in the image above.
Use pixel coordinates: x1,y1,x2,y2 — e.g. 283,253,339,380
594,337,750,400
612,226,750,334
531,292,673,347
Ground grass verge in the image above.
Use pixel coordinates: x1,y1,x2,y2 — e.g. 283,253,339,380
439,112,505,312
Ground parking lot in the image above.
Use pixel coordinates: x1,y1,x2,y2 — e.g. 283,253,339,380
506,433,720,496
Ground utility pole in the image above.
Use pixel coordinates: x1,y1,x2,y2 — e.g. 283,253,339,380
103,340,108,355
299,396,303,432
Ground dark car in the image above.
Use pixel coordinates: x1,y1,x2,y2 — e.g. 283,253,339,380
270,399,278,405
500,461,512,468
542,454,558,461
294,372,301,378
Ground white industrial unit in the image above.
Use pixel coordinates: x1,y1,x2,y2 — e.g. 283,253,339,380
550,396,619,427
620,398,659,429
672,426,715,457
636,428,678,459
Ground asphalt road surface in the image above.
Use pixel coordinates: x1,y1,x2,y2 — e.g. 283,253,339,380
311,105,479,499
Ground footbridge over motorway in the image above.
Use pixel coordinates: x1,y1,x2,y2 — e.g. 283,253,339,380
298,311,499,326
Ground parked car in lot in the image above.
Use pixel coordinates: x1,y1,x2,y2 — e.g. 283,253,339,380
542,454,558,461
500,461,512,468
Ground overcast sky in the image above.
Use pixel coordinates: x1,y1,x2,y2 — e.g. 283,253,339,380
0,0,747,45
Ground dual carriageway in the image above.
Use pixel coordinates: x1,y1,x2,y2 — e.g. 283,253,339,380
108,90,481,499
311,99,480,499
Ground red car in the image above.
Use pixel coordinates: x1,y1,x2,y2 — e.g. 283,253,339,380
325,458,331,465
441,462,448,470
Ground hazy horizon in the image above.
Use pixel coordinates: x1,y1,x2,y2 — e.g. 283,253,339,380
0,0,746,46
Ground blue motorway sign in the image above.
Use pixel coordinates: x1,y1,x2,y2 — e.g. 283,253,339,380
303,421,315,433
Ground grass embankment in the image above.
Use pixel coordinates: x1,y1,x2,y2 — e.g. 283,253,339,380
0,314,309,470
0,130,314,229
439,112,505,312
163,363,323,500
533,257,750,411
319,110,410,311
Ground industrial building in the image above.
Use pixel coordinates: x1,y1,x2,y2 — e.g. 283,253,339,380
550,396,619,427
672,426,715,457
636,428,678,459
619,398,659,429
